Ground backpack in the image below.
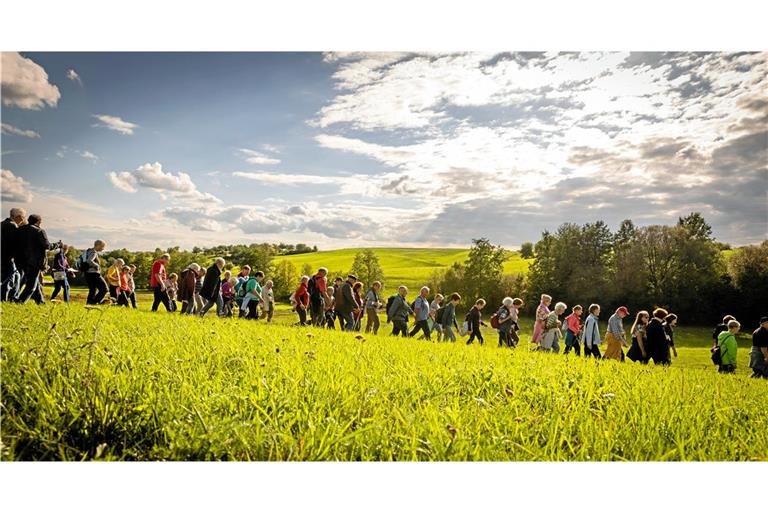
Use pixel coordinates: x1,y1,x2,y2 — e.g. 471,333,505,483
308,276,319,298
76,250,90,273
490,307,502,329
435,305,447,324
711,335,730,366
385,294,397,315
238,278,253,299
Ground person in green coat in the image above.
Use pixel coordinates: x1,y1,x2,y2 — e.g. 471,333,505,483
717,319,740,374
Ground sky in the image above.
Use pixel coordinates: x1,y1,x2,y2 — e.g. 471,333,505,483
1,51,766,251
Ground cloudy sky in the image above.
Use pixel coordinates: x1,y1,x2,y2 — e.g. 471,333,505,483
1,51,766,251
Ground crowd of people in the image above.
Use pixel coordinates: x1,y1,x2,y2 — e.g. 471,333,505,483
2,208,767,379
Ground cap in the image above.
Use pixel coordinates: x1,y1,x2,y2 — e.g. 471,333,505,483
347,274,358,280
617,306,629,315
761,316,768,324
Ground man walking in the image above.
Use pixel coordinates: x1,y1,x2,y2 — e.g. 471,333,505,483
16,214,55,304
409,286,432,340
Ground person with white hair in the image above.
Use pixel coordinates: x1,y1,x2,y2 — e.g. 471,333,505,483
429,293,445,342
199,257,225,317
409,286,432,340
16,214,56,305
541,301,567,352
1,207,26,301
532,294,552,347
388,285,413,337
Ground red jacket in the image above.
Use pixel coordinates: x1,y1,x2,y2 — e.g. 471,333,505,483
295,283,309,308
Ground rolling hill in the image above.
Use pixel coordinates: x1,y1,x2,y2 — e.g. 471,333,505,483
273,248,531,290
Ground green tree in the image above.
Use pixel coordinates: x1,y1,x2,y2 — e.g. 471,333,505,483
727,240,768,323
350,249,385,289
520,242,534,259
678,212,713,241
463,238,508,305
271,260,299,300
301,263,313,279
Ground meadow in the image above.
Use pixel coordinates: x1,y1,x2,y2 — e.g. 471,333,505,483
273,248,531,291
1,301,765,461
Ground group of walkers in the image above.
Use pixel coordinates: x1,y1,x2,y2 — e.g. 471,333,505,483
2,208,767,378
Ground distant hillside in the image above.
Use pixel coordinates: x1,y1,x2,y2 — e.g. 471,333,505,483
273,247,531,291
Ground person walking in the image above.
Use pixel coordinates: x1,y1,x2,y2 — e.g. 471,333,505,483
387,285,413,337
262,280,276,322
541,302,567,353
532,294,552,347
663,313,679,363
199,258,225,317
712,315,736,348
323,285,336,329
429,294,445,342
351,281,365,330
335,275,358,332
409,286,432,340
127,264,138,308
294,276,310,326
441,293,461,342
717,320,740,374
563,305,583,355
582,304,602,358
626,310,650,363
1,207,26,301
193,267,206,313
645,308,670,365
106,258,124,302
150,253,172,312
749,316,768,379
49,244,75,304
116,266,132,307
16,214,55,305
82,240,108,305
496,297,515,348
308,267,329,326
240,270,265,319
166,273,179,312
221,277,237,317
364,281,382,334
466,299,487,345
603,306,629,361
178,263,200,315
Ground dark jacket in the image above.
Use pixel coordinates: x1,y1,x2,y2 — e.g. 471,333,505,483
178,268,197,301
1,218,18,266
199,264,222,301
336,281,356,314
646,317,667,355
16,223,52,271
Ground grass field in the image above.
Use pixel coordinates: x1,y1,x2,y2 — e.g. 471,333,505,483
273,248,531,291
2,300,765,461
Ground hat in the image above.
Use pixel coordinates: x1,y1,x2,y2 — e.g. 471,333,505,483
347,274,358,280
761,316,768,324
617,306,629,315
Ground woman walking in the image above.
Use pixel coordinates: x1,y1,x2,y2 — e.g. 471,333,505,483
50,244,75,304
295,276,310,326
603,306,629,361
542,302,567,353
664,313,679,364
563,305,583,355
178,263,200,315
582,304,602,358
429,294,444,342
465,299,487,345
352,281,365,330
441,293,461,342
626,310,650,363
496,297,518,348
532,294,552,347
364,281,382,334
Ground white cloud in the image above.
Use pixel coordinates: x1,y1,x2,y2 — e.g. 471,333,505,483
1,169,34,202
107,162,221,203
79,150,98,162
237,148,281,165
66,69,83,86
1,122,40,138
0,52,61,110
92,114,138,135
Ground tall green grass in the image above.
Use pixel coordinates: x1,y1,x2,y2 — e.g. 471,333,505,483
1,302,765,461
